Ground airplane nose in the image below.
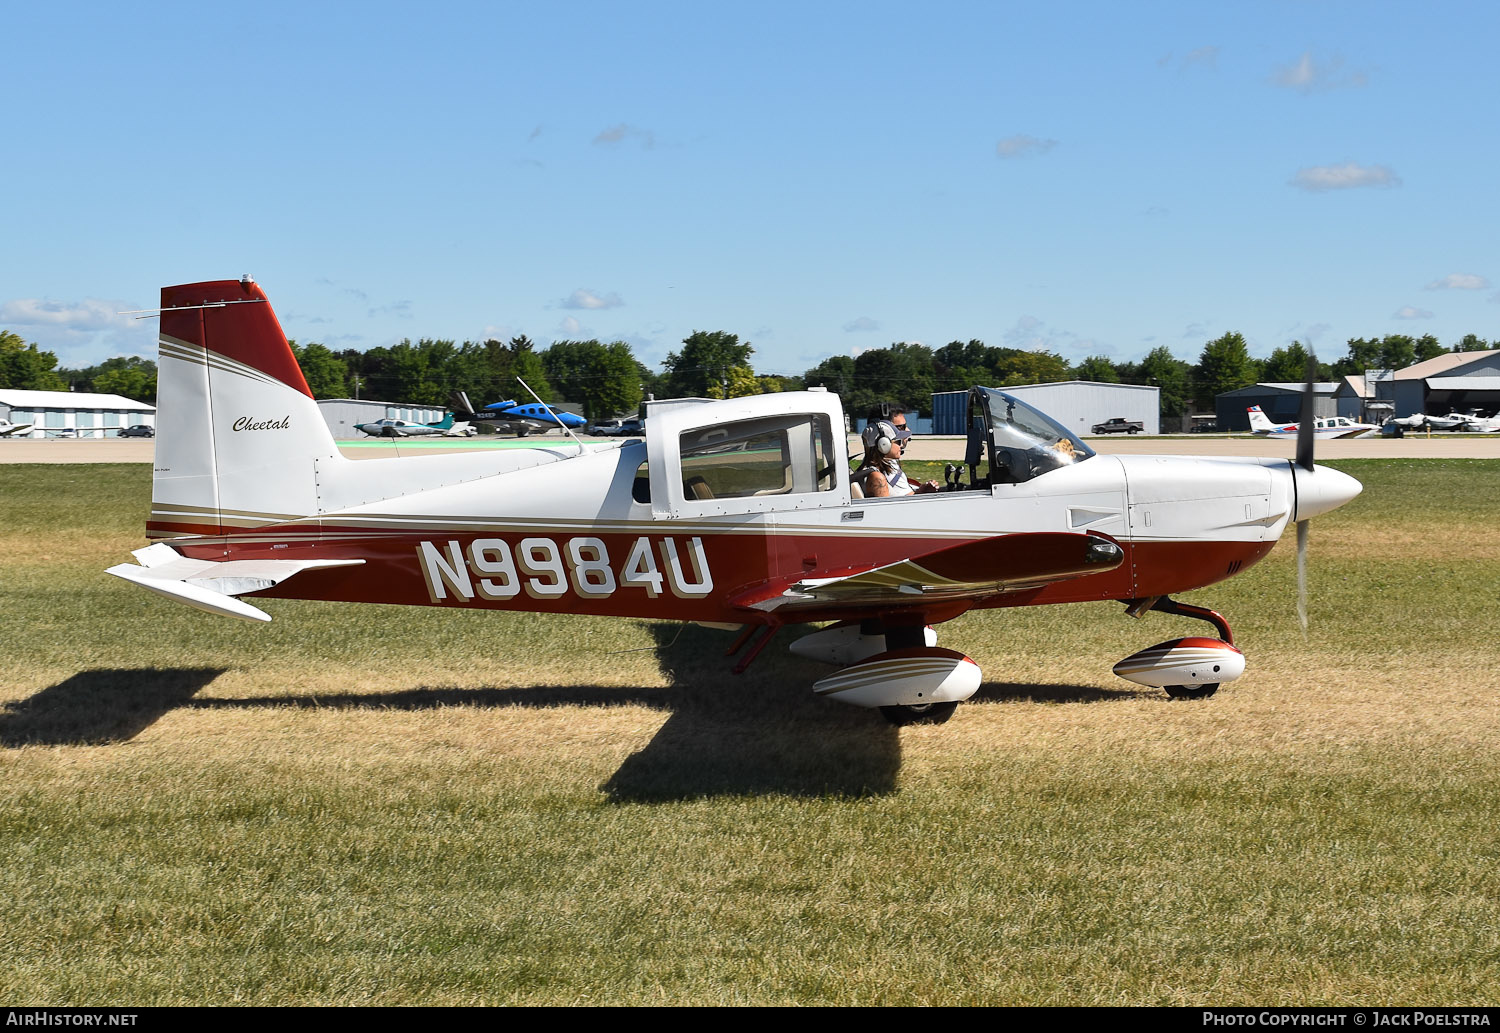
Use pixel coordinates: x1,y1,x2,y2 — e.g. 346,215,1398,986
1293,463,1362,521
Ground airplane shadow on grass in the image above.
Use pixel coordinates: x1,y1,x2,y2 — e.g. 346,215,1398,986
0,667,227,747
4,626,1143,800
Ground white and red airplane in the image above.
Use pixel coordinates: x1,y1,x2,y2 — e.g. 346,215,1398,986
1247,404,1375,439
107,278,1363,724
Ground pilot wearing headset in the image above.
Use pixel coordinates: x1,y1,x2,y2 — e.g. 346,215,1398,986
857,415,939,497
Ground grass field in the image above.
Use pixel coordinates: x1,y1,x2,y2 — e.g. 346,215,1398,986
2,460,1498,1005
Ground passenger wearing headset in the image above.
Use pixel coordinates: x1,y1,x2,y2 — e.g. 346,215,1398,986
856,417,940,497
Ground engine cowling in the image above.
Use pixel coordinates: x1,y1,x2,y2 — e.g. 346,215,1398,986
1112,637,1244,688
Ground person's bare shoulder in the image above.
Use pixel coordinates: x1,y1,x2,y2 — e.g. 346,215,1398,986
867,469,891,497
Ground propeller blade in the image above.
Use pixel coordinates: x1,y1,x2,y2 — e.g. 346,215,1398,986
1295,351,1317,471
1296,518,1309,634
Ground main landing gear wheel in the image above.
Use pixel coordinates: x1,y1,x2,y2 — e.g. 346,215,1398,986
1164,683,1219,700
880,701,959,726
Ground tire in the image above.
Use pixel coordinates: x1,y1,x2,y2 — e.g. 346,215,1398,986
880,701,958,726
1164,683,1218,700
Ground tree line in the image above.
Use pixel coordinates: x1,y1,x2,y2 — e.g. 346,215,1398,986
3,324,1493,419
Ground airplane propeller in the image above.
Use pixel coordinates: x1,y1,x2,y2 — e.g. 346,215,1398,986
1294,353,1317,633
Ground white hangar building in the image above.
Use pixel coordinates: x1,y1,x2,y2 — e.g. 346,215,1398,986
0,388,155,438
931,382,1160,436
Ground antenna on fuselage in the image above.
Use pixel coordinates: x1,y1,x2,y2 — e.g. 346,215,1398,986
515,377,586,456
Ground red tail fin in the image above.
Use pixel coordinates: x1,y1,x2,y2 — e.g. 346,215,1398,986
160,278,312,397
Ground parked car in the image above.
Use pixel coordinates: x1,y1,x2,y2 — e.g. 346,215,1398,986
619,418,645,436
1091,417,1144,435
119,425,155,438
588,419,626,436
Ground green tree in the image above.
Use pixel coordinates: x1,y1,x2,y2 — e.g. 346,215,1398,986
541,339,642,418
992,348,1071,387
0,331,66,391
1378,334,1416,371
1454,333,1491,353
1414,335,1445,362
1074,355,1120,383
706,365,760,399
1332,337,1385,379
1137,346,1192,417
1195,332,1258,405
802,355,862,409
1261,341,1315,384
507,335,554,402
662,331,754,398
288,341,349,398
62,355,158,401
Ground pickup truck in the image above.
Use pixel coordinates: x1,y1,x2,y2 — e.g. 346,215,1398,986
1091,417,1144,435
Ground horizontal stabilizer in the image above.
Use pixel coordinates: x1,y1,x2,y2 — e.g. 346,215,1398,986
107,543,363,622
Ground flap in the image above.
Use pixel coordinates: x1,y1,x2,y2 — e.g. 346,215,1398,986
732,531,1123,613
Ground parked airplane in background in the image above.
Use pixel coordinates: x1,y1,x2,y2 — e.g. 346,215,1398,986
355,414,468,438
1247,406,1375,438
1382,411,1498,435
450,391,587,436
0,419,34,437
109,278,1362,726
1452,412,1500,433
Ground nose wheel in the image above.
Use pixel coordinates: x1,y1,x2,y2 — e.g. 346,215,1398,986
1163,683,1219,700
880,701,958,726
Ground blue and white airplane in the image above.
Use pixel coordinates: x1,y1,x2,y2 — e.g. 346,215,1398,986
451,391,587,436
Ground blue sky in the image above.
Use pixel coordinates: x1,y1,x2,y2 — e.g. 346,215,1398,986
4,1,1497,378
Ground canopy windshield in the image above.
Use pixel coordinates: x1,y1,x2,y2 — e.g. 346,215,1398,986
969,387,1095,484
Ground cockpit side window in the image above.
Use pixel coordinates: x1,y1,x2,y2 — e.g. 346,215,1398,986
676,414,835,501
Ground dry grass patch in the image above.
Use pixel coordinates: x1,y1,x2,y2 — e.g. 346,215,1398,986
3,460,1499,1004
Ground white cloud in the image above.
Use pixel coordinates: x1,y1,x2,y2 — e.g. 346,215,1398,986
593,123,656,148
1271,52,1369,94
367,300,413,319
0,296,154,365
842,316,880,333
1393,306,1434,320
996,134,1058,159
0,297,133,332
1003,314,1085,352
1289,162,1400,192
1181,46,1219,70
317,277,369,302
1425,273,1490,291
559,288,624,310
557,316,584,336
1158,46,1219,72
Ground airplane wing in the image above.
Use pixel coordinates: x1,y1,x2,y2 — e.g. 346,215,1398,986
732,531,1124,613
107,543,363,622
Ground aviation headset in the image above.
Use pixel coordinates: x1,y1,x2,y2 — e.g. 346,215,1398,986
861,419,903,456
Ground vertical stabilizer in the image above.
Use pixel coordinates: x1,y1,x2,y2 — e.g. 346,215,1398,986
152,278,341,539
1245,405,1279,435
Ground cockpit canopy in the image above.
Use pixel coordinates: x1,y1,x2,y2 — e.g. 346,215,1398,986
967,387,1096,485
